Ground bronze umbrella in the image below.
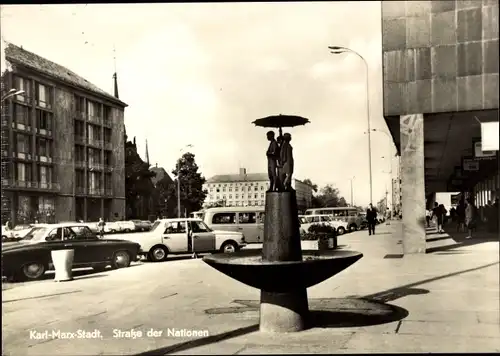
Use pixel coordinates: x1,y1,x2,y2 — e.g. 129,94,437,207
252,114,310,137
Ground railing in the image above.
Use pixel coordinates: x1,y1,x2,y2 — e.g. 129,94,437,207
75,161,86,169
88,188,104,196
11,122,32,132
37,127,53,137
88,115,102,125
88,138,103,148
74,135,86,145
36,100,52,110
1,179,60,190
36,155,53,163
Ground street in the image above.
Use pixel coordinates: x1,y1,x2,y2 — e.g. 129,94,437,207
3,224,499,355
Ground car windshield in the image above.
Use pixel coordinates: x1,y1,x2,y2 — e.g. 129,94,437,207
199,221,212,232
299,217,307,224
22,227,48,241
150,221,162,231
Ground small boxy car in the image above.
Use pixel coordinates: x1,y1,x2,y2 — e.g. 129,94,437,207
203,206,265,243
299,214,349,235
2,222,141,281
113,218,247,262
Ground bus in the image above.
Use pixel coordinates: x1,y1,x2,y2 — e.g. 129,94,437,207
304,207,362,232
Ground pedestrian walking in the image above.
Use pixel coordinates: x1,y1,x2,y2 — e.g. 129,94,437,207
425,209,432,228
97,217,106,238
456,200,466,232
465,198,477,239
366,204,377,236
431,202,445,233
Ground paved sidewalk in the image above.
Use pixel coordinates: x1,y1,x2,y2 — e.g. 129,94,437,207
2,223,499,355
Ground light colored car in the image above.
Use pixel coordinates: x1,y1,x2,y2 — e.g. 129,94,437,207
116,221,136,233
204,206,265,243
104,221,121,234
2,224,34,240
299,215,348,235
111,218,247,262
131,220,152,232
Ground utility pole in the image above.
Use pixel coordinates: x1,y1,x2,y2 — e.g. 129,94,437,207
350,179,354,207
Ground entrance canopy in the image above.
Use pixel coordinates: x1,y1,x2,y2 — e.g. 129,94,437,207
385,109,499,194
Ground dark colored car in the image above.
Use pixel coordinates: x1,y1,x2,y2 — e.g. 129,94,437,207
2,223,141,281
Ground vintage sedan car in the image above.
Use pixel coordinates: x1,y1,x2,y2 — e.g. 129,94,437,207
111,218,246,262
131,220,152,232
299,214,348,235
2,222,141,281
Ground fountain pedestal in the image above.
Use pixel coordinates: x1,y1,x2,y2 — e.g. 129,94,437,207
260,191,308,332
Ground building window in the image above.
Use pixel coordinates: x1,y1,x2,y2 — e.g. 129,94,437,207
261,186,264,190
87,101,101,119
242,194,245,199
74,120,85,139
210,188,213,192
75,95,85,114
16,133,31,153
35,83,52,108
255,186,258,191
13,104,30,125
75,146,85,162
88,148,101,165
261,193,264,198
104,173,112,190
75,170,85,188
88,171,101,191
222,187,226,192
87,124,102,142
37,138,51,157
229,187,232,192
103,105,112,124
216,188,220,193
254,193,258,198
16,163,31,182
235,194,239,199
216,195,220,200
104,151,112,166
36,109,52,131
38,166,52,185
14,76,31,102
235,187,239,191
229,194,232,199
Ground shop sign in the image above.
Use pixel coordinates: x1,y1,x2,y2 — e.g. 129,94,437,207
462,157,479,171
473,141,496,160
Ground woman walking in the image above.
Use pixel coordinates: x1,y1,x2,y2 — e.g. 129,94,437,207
465,198,477,239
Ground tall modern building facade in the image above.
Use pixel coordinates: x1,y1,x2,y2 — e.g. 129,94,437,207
203,168,314,212
382,1,499,253
1,43,127,224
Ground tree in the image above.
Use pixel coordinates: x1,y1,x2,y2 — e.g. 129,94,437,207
168,152,207,217
152,175,175,218
312,184,348,208
302,178,318,193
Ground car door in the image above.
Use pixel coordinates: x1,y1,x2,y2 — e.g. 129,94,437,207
237,212,259,243
189,221,216,253
69,226,107,264
61,227,90,266
161,221,188,253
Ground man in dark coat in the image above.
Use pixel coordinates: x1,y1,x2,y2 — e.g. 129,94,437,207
366,203,377,236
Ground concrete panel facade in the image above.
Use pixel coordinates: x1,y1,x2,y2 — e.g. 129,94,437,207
110,107,126,201
382,0,499,116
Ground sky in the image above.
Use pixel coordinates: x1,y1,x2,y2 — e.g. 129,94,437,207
1,2,399,207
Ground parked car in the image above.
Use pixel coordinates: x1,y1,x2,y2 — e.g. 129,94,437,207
104,221,121,234
110,218,246,262
299,215,348,235
131,220,152,232
203,206,265,243
1,222,141,281
116,221,136,233
2,224,34,241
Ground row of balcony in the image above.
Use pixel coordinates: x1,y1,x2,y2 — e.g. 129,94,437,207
1,151,54,163
76,187,113,197
6,122,54,138
74,135,113,150
74,112,112,127
1,179,60,191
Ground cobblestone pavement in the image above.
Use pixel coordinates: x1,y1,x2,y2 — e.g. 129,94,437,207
2,223,499,355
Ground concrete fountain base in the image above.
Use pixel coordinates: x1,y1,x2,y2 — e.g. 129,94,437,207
203,190,363,333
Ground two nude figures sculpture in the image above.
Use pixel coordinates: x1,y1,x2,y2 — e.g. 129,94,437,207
266,130,294,192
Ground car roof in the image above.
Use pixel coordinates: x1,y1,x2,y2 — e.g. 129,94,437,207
159,218,202,222
34,222,91,228
205,206,265,213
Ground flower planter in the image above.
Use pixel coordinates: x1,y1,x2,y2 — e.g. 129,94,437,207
317,233,338,251
51,249,74,282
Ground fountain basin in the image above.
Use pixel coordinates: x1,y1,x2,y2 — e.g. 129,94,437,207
203,249,363,293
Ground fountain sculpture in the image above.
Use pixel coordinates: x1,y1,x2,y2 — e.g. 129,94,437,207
203,114,363,333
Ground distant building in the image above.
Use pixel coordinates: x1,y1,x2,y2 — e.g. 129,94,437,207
203,168,313,211
1,43,127,224
150,163,173,187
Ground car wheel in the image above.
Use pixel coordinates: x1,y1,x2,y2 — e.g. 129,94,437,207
1,235,7,241
148,245,168,262
220,241,238,254
112,251,131,269
337,227,346,235
124,229,131,233
349,224,357,232
21,262,46,280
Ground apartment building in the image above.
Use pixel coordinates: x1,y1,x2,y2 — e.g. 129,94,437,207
1,43,127,224
203,168,313,211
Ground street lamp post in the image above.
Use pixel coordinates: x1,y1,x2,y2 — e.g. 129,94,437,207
329,46,372,205
1,89,25,102
349,176,355,207
177,144,193,218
